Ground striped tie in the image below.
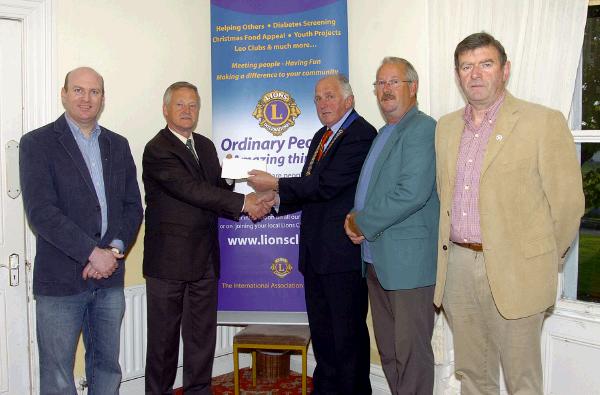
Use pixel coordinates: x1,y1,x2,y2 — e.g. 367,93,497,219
186,139,199,162
316,128,333,161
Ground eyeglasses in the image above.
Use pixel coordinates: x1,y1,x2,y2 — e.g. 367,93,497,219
372,79,411,89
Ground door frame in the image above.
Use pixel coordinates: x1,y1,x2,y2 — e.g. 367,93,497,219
0,0,54,393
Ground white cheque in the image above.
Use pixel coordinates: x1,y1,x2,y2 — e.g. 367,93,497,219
221,157,267,180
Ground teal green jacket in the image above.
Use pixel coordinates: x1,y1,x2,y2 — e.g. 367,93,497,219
354,107,439,290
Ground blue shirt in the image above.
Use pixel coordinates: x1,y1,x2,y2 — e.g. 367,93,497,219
65,114,123,252
354,122,397,263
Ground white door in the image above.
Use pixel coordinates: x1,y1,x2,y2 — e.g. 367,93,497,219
0,17,32,394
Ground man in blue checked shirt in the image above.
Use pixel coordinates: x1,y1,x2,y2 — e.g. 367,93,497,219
20,66,143,395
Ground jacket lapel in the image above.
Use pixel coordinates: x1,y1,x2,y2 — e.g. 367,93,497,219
302,125,327,175
366,107,417,195
99,131,111,198
319,109,358,162
191,133,211,181
55,115,97,198
305,109,358,175
443,114,464,192
480,93,519,177
160,128,206,179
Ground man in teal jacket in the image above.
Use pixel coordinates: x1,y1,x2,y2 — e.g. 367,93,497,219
345,57,439,395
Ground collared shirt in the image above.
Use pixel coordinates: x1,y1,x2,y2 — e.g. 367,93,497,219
169,128,198,159
65,114,124,252
324,108,353,151
354,107,418,262
66,114,108,238
450,93,505,243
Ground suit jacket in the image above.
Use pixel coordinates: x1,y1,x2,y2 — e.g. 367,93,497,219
278,110,377,274
20,114,143,296
142,127,244,281
354,107,439,290
434,92,585,319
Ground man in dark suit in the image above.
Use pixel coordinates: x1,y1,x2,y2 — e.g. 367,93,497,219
248,74,376,395
345,57,438,395
142,81,273,395
20,66,143,395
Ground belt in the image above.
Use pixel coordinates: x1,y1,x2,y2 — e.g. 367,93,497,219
453,242,483,252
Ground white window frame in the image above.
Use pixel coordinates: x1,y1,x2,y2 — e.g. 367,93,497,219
554,25,600,320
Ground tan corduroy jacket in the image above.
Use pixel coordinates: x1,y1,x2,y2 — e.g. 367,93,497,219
434,92,584,319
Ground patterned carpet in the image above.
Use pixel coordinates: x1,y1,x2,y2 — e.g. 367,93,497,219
174,367,313,394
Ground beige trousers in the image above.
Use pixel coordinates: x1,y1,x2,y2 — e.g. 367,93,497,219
442,243,545,395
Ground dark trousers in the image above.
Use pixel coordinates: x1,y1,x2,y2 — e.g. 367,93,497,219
144,274,217,395
367,264,435,395
304,261,372,395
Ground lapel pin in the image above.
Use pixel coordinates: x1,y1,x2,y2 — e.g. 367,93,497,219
496,134,503,141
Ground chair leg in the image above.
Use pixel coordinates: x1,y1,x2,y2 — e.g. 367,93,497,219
302,347,307,395
233,345,240,395
252,350,257,386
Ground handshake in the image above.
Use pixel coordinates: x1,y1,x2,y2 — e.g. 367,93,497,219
243,169,280,221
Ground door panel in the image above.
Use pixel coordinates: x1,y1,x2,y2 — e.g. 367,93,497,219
0,17,31,395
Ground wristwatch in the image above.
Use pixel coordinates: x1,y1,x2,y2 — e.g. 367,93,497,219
109,247,122,255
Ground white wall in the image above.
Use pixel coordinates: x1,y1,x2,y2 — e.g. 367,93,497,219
55,0,216,286
348,0,430,128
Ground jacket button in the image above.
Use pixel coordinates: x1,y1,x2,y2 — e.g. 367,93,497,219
94,232,101,238
442,245,448,251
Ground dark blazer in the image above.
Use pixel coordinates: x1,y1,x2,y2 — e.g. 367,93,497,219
20,114,143,296
279,110,377,274
142,127,244,280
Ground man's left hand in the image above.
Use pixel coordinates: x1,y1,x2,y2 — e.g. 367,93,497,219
83,247,124,279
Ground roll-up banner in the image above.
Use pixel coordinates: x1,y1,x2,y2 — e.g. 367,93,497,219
211,0,348,322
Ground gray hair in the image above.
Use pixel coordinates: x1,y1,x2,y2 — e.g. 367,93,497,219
317,73,354,99
163,81,200,106
378,57,419,83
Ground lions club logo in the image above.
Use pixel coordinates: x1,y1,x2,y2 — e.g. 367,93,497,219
270,257,293,279
252,90,301,136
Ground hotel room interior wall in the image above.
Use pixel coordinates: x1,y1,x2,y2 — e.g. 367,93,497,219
348,0,430,129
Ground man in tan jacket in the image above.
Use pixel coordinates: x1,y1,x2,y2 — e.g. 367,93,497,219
434,32,584,394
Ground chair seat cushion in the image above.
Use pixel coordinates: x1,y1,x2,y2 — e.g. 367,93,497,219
234,324,311,346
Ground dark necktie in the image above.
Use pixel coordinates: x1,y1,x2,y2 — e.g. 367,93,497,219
316,128,333,161
186,139,199,162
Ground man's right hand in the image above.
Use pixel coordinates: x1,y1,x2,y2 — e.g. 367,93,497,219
247,170,278,192
244,191,276,220
344,212,365,244
85,246,121,279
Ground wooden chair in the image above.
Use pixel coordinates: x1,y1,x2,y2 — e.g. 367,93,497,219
232,324,311,395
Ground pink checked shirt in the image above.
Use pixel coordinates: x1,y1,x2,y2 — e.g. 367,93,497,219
450,93,505,243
